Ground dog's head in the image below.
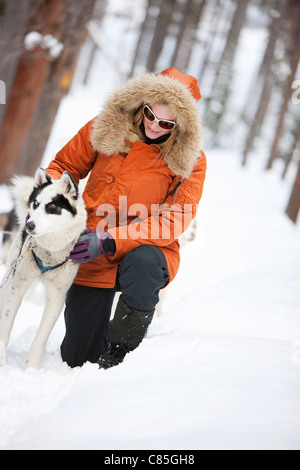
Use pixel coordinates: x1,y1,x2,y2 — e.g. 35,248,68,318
23,169,86,242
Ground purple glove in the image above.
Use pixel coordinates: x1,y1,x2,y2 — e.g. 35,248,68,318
69,229,114,264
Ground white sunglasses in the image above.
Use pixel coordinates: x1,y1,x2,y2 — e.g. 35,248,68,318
143,105,177,130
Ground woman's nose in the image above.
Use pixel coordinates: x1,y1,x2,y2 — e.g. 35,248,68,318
149,120,159,130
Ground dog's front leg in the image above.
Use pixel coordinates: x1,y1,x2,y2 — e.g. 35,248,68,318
26,287,66,369
0,278,31,366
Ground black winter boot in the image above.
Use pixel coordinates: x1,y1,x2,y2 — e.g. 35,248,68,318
98,296,155,369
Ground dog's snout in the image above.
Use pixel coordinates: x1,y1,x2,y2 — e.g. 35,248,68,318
26,221,36,233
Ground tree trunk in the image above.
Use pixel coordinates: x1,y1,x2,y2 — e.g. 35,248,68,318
0,0,65,184
83,0,108,85
204,0,250,138
0,0,32,128
0,0,96,184
210,0,251,96
242,72,274,166
282,121,300,179
198,0,227,85
146,0,176,73
16,0,96,176
265,1,300,170
129,0,161,77
286,158,300,223
241,3,282,125
171,0,206,73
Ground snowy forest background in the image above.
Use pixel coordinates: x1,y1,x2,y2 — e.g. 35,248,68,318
0,0,300,225
0,0,300,451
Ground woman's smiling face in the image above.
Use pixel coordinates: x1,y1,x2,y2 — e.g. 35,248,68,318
143,104,177,140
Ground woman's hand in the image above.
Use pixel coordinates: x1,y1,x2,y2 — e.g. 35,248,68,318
69,229,115,263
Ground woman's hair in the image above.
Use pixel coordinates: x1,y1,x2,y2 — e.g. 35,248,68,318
132,105,179,160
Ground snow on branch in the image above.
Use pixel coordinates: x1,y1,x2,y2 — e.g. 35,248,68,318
24,31,64,59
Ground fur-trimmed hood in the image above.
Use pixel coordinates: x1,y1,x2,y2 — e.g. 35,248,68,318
90,68,203,178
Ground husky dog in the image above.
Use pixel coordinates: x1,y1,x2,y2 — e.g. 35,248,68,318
0,169,86,369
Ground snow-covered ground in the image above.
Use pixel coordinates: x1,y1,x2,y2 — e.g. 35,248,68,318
1,0,300,450
0,146,299,450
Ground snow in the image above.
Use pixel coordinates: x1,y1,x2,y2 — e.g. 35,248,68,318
1,149,299,450
24,31,64,59
1,0,300,451
24,31,43,51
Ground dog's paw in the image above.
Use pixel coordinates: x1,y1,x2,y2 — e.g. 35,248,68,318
25,356,41,370
0,340,7,366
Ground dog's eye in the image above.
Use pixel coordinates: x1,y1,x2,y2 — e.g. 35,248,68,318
33,200,39,209
48,203,57,213
46,203,61,215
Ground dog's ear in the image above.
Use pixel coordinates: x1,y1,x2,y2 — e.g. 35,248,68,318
34,168,52,187
10,175,36,227
59,171,78,200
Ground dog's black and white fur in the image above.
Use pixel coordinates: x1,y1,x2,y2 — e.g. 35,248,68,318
0,169,86,369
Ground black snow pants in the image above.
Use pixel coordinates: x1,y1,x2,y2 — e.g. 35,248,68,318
61,245,169,367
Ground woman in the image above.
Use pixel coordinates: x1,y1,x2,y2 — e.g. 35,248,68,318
46,67,207,369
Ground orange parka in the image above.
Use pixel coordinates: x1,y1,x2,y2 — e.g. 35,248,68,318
46,68,207,288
